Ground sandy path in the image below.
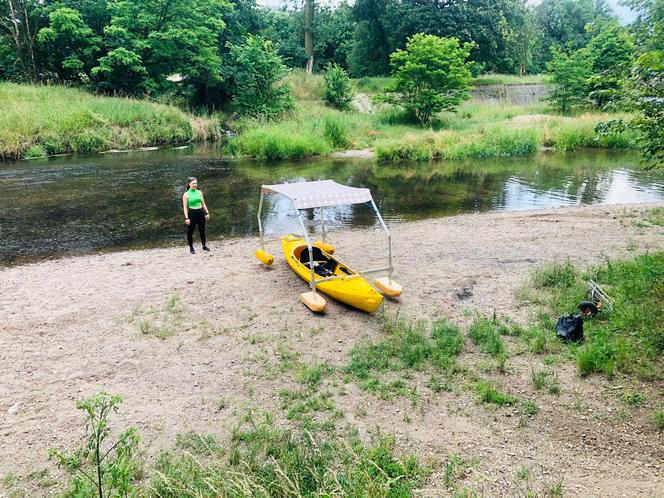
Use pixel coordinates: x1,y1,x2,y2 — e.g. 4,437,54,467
1,203,663,496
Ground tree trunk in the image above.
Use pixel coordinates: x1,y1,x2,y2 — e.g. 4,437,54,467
304,0,314,74
21,0,37,80
6,0,37,80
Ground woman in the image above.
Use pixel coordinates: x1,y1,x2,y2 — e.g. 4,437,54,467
182,177,210,254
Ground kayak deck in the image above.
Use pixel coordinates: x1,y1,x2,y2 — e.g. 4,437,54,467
281,235,383,313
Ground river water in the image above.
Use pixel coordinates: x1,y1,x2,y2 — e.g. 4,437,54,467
1,146,663,266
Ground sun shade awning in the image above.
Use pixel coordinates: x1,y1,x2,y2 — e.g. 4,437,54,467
262,180,373,210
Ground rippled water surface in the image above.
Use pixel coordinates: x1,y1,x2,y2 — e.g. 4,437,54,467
1,146,663,265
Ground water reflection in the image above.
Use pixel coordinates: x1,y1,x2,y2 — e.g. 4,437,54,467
1,147,663,265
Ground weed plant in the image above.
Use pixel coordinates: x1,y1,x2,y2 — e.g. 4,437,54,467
472,380,518,406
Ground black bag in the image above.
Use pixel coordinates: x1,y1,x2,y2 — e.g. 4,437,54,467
556,314,584,343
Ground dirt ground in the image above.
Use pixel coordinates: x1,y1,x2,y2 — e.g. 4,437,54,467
1,203,663,497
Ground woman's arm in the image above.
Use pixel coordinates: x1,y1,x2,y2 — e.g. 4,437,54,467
202,193,210,219
182,193,190,225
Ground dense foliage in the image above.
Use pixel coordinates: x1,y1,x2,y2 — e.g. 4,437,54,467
380,34,474,123
323,63,353,110
0,0,661,163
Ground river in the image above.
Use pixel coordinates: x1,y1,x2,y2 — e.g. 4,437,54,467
1,146,663,266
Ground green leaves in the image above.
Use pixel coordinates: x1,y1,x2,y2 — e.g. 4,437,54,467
323,63,353,110
37,7,101,82
50,392,142,498
381,33,474,124
546,45,593,113
228,35,293,118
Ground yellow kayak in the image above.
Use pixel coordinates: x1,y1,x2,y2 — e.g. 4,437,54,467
281,235,383,313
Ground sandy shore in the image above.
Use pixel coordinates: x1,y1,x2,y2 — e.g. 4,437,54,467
1,203,663,496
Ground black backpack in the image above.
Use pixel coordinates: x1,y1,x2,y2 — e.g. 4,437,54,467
555,314,584,343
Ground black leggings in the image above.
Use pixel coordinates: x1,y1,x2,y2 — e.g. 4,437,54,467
187,208,206,248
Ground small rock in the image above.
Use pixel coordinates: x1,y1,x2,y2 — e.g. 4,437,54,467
7,401,20,414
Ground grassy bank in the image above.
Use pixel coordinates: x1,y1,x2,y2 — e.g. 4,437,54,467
0,83,221,160
225,97,637,162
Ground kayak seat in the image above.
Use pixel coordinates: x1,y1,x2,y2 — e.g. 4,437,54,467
299,246,328,265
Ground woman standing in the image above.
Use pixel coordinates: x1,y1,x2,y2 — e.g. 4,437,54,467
182,177,210,254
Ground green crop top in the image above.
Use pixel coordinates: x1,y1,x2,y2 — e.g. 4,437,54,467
187,188,203,209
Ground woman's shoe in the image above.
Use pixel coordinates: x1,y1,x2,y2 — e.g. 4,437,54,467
190,247,195,254
202,246,210,252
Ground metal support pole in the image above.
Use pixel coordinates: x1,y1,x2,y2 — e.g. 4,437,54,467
320,206,325,243
370,199,393,281
257,189,265,250
295,208,317,295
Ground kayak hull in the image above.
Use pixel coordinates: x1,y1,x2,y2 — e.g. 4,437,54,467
281,235,383,313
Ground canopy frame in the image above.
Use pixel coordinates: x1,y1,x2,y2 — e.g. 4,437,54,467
257,180,393,295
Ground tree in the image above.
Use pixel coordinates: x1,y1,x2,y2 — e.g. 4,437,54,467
508,4,538,76
348,0,390,76
0,0,45,80
95,0,232,105
324,62,352,109
37,7,100,82
380,33,474,124
546,45,592,113
228,34,293,118
532,0,614,71
585,21,634,108
91,47,149,94
304,0,313,73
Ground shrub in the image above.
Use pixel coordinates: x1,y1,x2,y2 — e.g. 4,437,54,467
324,63,353,110
49,393,142,498
380,33,474,124
229,35,293,119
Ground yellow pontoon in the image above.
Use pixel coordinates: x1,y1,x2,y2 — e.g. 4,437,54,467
254,180,402,313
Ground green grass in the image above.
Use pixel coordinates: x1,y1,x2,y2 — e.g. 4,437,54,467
654,410,664,432
0,83,221,160
528,252,664,379
472,73,550,86
472,380,518,406
345,314,464,380
175,432,225,457
151,413,430,497
466,316,506,358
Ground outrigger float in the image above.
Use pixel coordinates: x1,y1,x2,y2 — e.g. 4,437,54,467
254,180,402,313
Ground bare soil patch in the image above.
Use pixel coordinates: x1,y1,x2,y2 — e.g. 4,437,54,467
1,203,663,496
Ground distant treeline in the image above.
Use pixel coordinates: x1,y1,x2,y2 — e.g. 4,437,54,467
0,0,626,105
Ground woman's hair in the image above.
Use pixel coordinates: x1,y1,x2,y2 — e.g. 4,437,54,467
185,177,197,190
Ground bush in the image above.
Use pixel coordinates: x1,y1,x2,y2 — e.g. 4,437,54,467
380,33,474,124
324,63,353,110
229,35,293,119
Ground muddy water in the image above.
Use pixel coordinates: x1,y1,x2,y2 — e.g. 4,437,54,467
1,146,663,265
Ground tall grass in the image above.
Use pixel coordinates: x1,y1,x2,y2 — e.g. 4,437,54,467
0,83,221,160
151,414,429,497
